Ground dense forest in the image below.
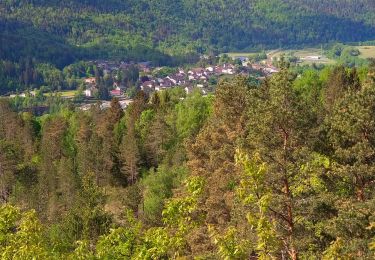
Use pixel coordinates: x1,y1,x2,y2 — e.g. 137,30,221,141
1,61,375,258
2,1,375,258
2,0,375,95
2,0,375,67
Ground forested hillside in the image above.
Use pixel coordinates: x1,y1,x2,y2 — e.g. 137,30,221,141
1,62,375,258
2,0,375,67
2,1,375,258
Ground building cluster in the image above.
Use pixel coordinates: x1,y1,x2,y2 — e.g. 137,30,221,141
140,63,238,95
82,59,280,99
250,63,280,75
83,61,152,98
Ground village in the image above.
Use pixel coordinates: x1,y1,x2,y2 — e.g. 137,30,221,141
79,57,280,110
5,56,280,112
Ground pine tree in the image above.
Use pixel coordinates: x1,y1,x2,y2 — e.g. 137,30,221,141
185,76,249,256
321,84,375,257
246,66,314,259
327,85,375,202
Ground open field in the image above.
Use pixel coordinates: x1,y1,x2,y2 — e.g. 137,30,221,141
267,48,335,65
44,90,77,98
225,48,336,65
356,46,375,59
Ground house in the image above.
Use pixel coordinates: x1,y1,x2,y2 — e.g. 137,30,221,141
252,64,263,71
166,76,177,85
142,81,155,88
141,81,156,94
222,68,234,75
110,87,123,97
85,87,97,97
160,78,174,88
188,75,196,81
174,74,187,85
214,66,224,75
188,68,205,77
85,77,96,85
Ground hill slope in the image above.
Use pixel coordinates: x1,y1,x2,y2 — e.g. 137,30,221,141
1,0,375,65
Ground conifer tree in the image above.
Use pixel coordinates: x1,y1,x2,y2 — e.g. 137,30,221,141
186,77,249,256
246,66,314,259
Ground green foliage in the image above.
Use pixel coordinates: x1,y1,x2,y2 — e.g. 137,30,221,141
174,91,213,140
248,52,268,62
235,151,279,259
0,205,50,259
209,226,249,260
153,67,178,78
326,44,368,67
142,166,186,225
162,176,205,227
135,227,170,259
96,225,140,258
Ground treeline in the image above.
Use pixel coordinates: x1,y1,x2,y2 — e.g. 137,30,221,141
1,62,375,258
0,59,140,97
0,58,91,95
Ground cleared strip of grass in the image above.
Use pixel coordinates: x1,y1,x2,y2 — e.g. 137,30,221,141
44,90,77,97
